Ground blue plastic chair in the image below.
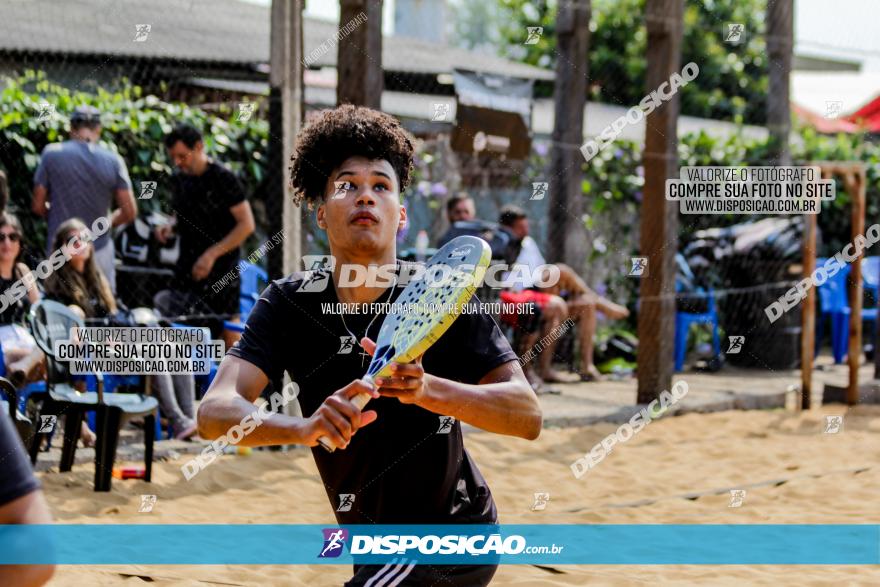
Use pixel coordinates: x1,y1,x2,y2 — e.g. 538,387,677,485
862,256,880,303
674,287,721,371
815,257,833,355
819,257,879,363
170,323,218,400
223,261,268,334
238,261,268,317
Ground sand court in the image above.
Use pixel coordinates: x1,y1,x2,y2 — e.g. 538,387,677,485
41,404,880,586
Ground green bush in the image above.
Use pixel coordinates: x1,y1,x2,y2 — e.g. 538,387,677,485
0,72,269,254
519,128,880,313
460,0,767,123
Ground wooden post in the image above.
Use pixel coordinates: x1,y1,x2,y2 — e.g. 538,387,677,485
800,205,818,409
806,163,867,406
337,0,383,108
547,0,591,266
636,0,683,404
875,299,880,380
766,0,793,166
847,170,866,405
269,0,304,277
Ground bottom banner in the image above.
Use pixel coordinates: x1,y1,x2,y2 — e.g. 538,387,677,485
0,524,877,565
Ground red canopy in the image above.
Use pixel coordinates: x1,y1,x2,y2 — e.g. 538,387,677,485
844,94,880,132
792,102,861,134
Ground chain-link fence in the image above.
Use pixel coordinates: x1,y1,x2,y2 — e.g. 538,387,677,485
1,0,876,373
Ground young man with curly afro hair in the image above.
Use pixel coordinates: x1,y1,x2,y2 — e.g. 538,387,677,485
198,105,541,586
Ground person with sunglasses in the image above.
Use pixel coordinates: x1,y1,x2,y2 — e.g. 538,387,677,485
0,212,45,387
45,218,198,441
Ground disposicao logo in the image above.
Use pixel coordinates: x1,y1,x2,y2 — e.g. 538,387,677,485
319,528,349,558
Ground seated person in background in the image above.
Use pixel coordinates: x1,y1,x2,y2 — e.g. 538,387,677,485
498,205,629,383
44,219,198,440
447,192,476,223
438,194,519,264
156,124,255,349
0,212,45,386
437,193,478,248
0,409,55,587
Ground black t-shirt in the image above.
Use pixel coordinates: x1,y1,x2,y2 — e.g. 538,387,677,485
170,161,246,288
0,410,40,506
227,261,517,525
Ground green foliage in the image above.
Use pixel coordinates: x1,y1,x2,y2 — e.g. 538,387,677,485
452,0,768,122
678,129,880,253
518,126,880,313
0,72,268,253
448,0,515,59
792,128,880,254
676,130,776,238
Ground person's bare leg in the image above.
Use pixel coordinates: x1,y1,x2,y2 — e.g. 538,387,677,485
152,373,196,439
554,263,588,295
593,294,629,321
537,296,576,383
72,379,97,447
551,264,629,320
3,346,27,364
6,348,45,386
568,297,600,380
518,329,543,389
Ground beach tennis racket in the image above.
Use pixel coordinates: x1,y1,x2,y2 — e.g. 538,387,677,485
317,235,492,452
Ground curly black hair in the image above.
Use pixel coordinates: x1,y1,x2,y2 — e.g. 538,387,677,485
289,104,415,208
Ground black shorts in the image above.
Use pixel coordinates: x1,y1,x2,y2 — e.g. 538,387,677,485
345,560,498,586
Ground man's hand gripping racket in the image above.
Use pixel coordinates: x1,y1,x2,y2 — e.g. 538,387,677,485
317,236,492,452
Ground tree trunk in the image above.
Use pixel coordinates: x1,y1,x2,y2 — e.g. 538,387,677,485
547,0,591,265
636,0,683,404
766,0,793,166
337,0,384,108
268,0,304,278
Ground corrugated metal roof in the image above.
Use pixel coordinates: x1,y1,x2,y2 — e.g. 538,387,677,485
0,0,553,80
185,75,768,142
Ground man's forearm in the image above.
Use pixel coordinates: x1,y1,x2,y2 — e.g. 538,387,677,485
209,222,252,259
197,395,304,447
109,208,129,227
111,190,137,226
31,187,48,217
417,375,541,440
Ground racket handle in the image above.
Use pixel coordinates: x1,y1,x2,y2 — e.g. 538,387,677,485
317,384,374,452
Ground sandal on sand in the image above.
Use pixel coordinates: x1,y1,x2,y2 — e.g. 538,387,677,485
578,371,605,382
525,369,562,395
535,385,562,395
526,378,561,396
539,370,580,384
